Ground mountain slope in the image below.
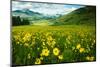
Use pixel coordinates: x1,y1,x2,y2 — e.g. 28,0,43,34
54,6,96,25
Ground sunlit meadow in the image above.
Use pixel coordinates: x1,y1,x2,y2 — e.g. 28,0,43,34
12,25,96,65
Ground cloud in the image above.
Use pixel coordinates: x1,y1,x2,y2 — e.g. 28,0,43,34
12,1,33,10
12,1,85,15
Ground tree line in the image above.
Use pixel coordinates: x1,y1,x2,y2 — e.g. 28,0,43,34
12,16,30,26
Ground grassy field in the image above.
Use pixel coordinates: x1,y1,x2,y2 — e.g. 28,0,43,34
12,25,96,65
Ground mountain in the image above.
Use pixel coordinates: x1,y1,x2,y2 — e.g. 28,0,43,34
12,9,42,18
54,6,96,25
12,9,60,21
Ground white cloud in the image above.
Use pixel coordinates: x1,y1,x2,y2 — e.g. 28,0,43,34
12,1,84,15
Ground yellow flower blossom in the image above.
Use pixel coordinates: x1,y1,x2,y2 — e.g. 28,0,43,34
24,43,29,47
16,41,20,44
53,47,60,56
47,40,56,48
58,55,63,60
45,32,52,36
86,56,95,61
51,40,56,48
35,58,41,64
25,33,31,37
47,36,53,41
47,41,51,46
23,37,27,42
23,33,31,42
14,35,20,40
76,44,81,49
93,39,96,43
42,42,45,45
28,53,31,59
79,48,85,53
52,40,56,45
90,56,95,61
86,56,90,60
41,39,45,41
41,48,50,56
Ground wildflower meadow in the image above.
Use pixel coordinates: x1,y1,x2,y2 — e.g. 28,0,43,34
12,25,96,65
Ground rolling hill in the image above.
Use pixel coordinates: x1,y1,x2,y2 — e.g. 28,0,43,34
54,6,96,25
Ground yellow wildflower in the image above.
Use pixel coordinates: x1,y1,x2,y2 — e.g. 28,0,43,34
47,40,56,48
93,39,96,43
90,56,95,61
42,42,45,45
24,43,29,47
86,56,90,60
28,53,31,59
76,44,81,49
86,56,95,61
79,48,85,53
47,41,51,46
47,36,53,41
25,33,31,37
53,47,60,56
51,40,56,48
66,38,70,44
41,48,50,56
23,33,31,42
52,40,56,45
16,41,20,44
58,55,63,60
35,58,41,64
41,39,45,41
14,35,20,40
23,37,27,42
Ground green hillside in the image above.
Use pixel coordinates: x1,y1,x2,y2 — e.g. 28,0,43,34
54,6,96,25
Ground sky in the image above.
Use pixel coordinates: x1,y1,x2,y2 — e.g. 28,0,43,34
12,1,85,16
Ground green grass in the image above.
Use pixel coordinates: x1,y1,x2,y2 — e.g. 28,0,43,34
12,25,95,32
55,6,96,25
12,25,96,66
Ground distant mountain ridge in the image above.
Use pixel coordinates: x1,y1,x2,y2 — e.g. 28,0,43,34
12,9,61,20
12,9,42,17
